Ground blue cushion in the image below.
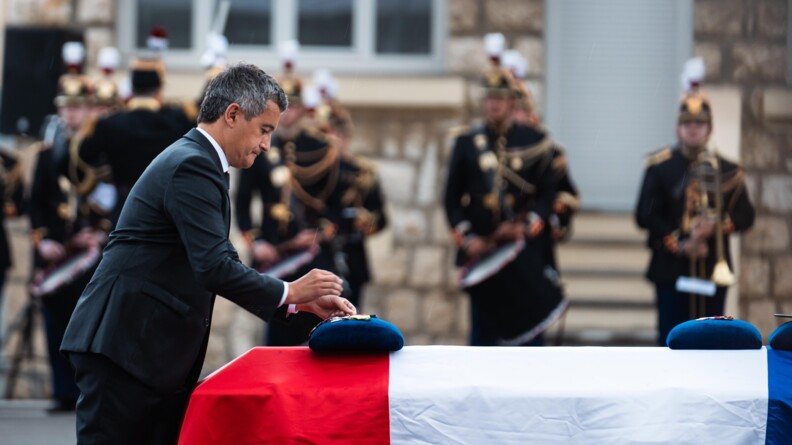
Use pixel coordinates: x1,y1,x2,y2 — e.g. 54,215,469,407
309,315,404,353
770,322,792,351
667,317,762,350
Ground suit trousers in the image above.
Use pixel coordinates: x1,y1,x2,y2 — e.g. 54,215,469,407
69,352,193,445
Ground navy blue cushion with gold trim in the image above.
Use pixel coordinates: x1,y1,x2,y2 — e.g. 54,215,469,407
667,317,762,350
309,315,404,353
770,322,792,351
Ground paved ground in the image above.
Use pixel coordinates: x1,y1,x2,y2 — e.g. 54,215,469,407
0,400,76,445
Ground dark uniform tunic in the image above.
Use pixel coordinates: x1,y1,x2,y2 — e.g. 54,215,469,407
635,145,755,344
236,127,385,345
444,122,566,346
78,98,196,226
30,115,103,409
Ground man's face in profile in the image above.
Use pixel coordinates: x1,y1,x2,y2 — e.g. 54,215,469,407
226,100,281,169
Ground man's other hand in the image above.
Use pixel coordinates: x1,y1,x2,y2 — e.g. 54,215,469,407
297,295,357,319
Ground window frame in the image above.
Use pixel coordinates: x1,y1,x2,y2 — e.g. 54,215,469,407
117,0,447,74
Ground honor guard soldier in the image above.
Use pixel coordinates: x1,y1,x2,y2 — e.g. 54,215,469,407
76,28,197,227
311,69,388,310
235,79,366,346
502,49,580,276
635,58,755,346
0,144,23,313
28,41,107,412
443,34,567,347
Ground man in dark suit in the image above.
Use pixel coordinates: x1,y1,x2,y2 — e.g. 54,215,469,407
61,64,355,445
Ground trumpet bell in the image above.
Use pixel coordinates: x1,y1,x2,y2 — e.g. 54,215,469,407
712,260,735,287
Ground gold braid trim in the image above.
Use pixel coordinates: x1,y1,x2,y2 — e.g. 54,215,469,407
69,119,98,195
501,136,554,161
286,141,341,212
720,167,745,193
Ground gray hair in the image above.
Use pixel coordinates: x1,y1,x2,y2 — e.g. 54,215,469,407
198,63,288,123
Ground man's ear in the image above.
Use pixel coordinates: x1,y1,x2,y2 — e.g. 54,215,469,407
224,103,241,127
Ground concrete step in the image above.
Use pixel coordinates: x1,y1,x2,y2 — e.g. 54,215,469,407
562,276,654,307
545,305,657,346
557,243,648,275
569,212,645,244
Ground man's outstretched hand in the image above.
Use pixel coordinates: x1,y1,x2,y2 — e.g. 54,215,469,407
298,295,357,319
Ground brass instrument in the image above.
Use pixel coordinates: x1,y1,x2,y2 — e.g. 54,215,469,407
684,148,735,289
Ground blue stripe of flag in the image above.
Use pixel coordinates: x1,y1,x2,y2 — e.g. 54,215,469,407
767,348,792,445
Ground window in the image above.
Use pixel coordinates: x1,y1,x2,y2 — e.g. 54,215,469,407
118,0,446,74
298,0,353,47
223,0,272,46
376,0,433,55
136,0,193,49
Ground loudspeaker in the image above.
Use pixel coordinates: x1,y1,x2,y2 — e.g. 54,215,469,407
0,27,83,136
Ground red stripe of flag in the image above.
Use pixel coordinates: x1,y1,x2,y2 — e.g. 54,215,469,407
178,347,390,445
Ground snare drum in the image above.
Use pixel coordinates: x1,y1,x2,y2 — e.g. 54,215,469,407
459,240,525,289
259,247,319,280
30,249,101,298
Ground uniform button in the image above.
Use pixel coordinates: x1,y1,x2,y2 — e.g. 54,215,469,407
204,318,210,327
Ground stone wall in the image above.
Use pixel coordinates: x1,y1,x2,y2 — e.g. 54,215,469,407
694,0,792,337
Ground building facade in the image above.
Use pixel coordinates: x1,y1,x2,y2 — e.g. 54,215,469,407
0,0,789,379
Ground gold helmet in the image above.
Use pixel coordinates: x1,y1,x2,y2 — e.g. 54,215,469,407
678,57,712,124
55,41,91,107
277,40,303,105
92,46,121,107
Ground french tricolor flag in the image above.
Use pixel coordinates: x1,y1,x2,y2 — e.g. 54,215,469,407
179,346,792,444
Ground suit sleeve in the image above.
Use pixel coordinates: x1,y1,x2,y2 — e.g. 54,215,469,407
165,155,285,321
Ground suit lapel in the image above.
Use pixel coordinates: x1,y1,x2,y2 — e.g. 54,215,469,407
184,128,231,235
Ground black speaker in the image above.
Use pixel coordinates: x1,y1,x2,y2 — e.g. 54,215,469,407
0,27,84,136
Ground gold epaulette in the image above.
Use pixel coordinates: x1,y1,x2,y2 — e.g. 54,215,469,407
301,124,330,143
182,100,199,121
69,118,99,195
643,147,672,168
127,97,162,112
78,117,99,140
446,125,471,139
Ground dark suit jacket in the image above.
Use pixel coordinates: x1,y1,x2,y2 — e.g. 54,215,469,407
62,128,285,392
